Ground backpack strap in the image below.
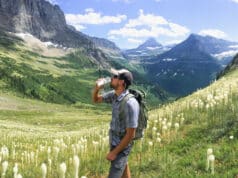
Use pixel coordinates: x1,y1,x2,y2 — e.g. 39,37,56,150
119,93,134,120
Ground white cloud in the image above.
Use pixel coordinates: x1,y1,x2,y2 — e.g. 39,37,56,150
198,29,228,39
213,50,238,60
45,0,58,5
125,9,168,28
169,23,190,36
108,35,118,40
65,9,127,31
164,39,184,45
231,0,238,3
128,38,143,44
108,9,190,39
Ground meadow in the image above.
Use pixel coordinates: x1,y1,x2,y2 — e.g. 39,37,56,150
1,67,238,177
0,31,238,177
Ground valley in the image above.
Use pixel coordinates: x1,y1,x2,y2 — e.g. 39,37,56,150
0,0,238,177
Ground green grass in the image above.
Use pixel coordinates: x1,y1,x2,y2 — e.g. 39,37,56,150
0,68,238,177
1,31,238,177
0,31,163,108
136,68,238,177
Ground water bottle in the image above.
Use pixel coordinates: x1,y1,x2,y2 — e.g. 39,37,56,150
97,77,111,87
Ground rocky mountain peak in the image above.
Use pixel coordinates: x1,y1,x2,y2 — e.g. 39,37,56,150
0,0,65,36
0,0,92,48
137,37,162,50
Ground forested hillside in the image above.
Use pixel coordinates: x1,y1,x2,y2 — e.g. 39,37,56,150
0,30,165,107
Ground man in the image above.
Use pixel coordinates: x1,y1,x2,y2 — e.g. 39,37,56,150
92,68,139,178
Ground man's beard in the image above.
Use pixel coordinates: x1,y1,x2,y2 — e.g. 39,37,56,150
110,83,118,89
110,83,114,89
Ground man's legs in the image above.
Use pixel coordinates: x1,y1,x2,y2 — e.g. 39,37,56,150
108,152,128,178
122,163,131,178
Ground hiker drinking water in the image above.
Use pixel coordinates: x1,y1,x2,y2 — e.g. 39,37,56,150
92,68,139,178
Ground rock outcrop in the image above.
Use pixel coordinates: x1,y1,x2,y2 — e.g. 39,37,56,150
0,0,93,48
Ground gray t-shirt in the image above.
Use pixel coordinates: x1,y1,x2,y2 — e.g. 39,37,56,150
103,90,139,147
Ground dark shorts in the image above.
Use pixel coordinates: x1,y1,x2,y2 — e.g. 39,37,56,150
108,144,133,178
108,151,128,178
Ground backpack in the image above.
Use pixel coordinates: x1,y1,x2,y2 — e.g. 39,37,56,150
119,89,148,140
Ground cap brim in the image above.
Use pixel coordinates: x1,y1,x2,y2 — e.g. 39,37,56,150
110,68,119,75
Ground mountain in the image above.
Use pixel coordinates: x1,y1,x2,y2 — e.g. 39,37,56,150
91,37,120,51
217,53,238,79
187,34,238,66
146,34,224,96
90,36,128,65
0,0,94,48
123,38,169,61
137,38,163,50
0,0,134,70
0,0,167,107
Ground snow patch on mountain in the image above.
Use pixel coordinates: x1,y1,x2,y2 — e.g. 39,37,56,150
13,33,72,57
162,58,177,62
15,33,69,49
229,45,238,49
146,46,163,50
212,50,238,60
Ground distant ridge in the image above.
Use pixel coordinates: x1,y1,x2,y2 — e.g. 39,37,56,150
217,53,238,79
146,34,224,96
123,38,167,60
136,38,163,50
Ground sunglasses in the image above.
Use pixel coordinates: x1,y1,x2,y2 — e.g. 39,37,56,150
112,75,118,78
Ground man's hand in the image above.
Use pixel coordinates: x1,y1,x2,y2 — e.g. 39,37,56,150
106,128,136,161
92,79,104,103
106,151,117,161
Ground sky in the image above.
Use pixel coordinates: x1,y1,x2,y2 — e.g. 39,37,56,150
46,0,238,49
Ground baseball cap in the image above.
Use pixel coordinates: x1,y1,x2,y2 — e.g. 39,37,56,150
110,68,133,86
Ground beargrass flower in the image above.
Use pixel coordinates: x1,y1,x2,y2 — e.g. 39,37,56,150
16,174,22,178
41,163,47,178
206,148,213,171
174,123,179,131
73,155,80,178
13,163,18,178
208,154,215,175
59,162,67,178
1,161,8,177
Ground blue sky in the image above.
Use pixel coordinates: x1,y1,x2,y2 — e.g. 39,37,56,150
47,0,238,49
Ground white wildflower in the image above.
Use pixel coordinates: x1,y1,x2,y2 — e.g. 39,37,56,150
208,154,215,175
174,123,180,131
59,162,67,178
1,145,9,160
206,148,213,171
13,163,18,178
73,155,80,178
156,137,161,143
41,163,47,178
16,174,23,178
1,161,8,177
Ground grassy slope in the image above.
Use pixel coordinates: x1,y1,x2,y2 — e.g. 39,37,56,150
0,31,98,105
0,66,237,177
135,68,238,177
1,31,237,177
0,91,110,134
